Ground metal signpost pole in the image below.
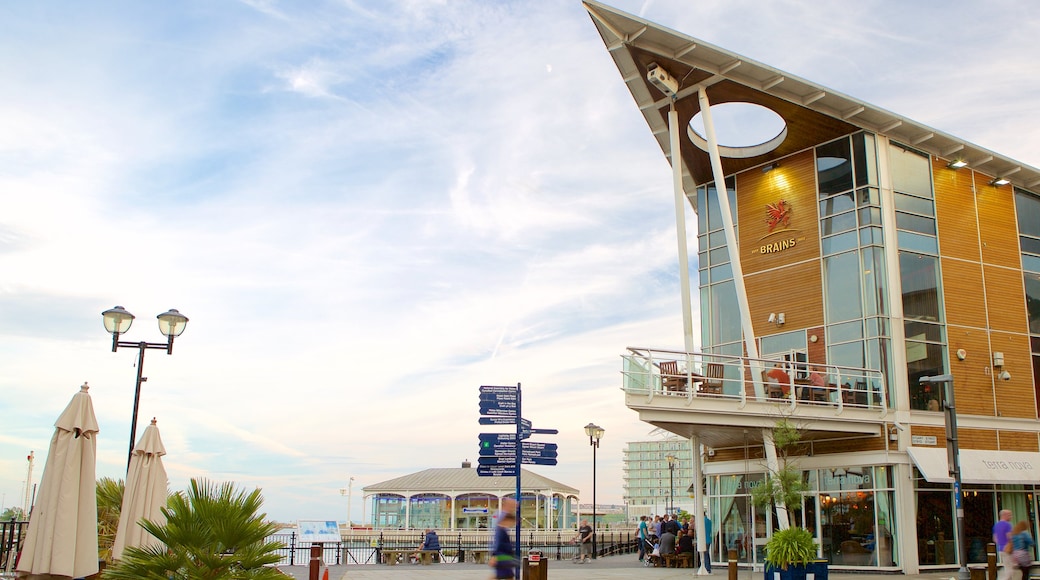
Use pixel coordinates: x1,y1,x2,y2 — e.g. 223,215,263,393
923,374,968,580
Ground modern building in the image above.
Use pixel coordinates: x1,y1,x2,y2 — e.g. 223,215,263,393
622,437,696,519
362,462,579,530
586,1,1040,574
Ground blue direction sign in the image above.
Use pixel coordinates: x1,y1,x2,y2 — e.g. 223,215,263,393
479,433,517,444
522,441,557,452
522,456,558,466
479,416,517,425
479,455,557,466
520,417,532,439
479,398,518,417
480,385,517,394
477,465,518,477
478,442,558,458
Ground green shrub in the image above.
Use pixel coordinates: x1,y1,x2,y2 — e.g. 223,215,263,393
764,527,818,569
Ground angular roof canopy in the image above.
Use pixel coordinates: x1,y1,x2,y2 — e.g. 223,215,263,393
363,467,579,496
584,0,1040,196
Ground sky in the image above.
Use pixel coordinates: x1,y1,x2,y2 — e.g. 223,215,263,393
1,0,1038,524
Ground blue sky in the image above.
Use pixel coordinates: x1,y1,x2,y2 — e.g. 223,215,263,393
1,0,1038,523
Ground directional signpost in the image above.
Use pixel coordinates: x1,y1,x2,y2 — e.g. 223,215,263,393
477,383,559,561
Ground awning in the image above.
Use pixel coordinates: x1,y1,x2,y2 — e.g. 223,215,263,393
907,447,1040,485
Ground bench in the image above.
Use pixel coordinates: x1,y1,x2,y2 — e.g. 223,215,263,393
417,550,441,565
467,549,490,564
381,549,409,565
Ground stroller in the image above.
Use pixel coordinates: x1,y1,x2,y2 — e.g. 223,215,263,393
642,535,660,567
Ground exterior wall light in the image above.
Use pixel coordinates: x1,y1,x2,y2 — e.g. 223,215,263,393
947,159,968,169
990,177,1011,186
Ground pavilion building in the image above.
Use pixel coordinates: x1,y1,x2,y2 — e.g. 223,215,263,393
586,1,1040,573
362,461,579,530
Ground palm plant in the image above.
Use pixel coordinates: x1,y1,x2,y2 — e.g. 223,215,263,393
97,477,125,563
102,478,285,580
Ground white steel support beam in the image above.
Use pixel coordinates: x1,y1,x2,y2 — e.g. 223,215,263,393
690,436,709,575
668,106,696,355
694,87,765,398
762,429,791,530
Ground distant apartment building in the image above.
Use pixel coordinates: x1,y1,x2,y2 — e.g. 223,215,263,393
622,438,695,519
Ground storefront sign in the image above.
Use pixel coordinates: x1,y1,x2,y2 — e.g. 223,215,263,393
911,435,937,445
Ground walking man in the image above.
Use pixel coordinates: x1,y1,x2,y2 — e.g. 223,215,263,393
995,509,1014,580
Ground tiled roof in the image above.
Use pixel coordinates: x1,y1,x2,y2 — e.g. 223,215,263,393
362,467,579,496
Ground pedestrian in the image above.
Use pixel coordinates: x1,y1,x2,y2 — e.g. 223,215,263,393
1010,520,1035,580
996,509,1014,580
490,511,518,580
638,515,648,562
572,519,593,563
703,511,713,573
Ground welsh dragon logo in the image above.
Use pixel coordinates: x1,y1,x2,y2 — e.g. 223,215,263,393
765,199,791,233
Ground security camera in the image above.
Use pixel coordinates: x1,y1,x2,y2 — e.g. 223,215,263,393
646,63,679,97
767,313,777,324
999,370,1012,381
777,313,785,325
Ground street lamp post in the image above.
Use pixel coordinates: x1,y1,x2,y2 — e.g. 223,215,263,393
102,306,189,471
340,477,355,528
922,374,969,580
584,422,604,560
665,454,676,515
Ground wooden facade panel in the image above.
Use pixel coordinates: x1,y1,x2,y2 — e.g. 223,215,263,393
985,266,1028,333
959,428,998,450
746,260,825,337
975,175,1022,268
811,436,886,455
942,259,988,329
947,325,996,416
737,150,820,276
998,431,1040,452
990,331,1037,419
933,158,981,262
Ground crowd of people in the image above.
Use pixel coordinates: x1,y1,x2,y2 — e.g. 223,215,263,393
634,512,712,569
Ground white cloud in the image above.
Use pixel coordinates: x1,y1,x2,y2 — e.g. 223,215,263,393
0,0,1036,522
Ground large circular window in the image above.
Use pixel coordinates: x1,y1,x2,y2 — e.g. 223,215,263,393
688,102,787,158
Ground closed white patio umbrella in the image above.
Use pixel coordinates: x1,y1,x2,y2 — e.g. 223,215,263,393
111,418,168,561
16,382,99,579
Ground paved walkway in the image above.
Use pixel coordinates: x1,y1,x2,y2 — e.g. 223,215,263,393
277,555,964,579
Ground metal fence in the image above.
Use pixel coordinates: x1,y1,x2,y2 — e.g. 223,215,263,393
270,530,639,566
0,521,27,573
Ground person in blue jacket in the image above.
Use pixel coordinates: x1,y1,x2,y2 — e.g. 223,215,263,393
490,511,517,579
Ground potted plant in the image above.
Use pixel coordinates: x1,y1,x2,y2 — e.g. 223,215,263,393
752,419,827,580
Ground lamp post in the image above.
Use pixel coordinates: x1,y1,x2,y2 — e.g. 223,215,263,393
102,306,189,471
340,477,355,529
922,374,968,580
665,454,676,515
584,422,604,560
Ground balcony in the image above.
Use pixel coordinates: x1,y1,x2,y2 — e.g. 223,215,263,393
621,347,889,449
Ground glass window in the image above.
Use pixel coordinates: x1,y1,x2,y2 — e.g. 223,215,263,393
894,192,935,216
711,280,741,344
858,206,882,226
710,262,733,282
1021,236,1040,256
1021,254,1040,274
900,253,942,322
710,246,730,264
828,320,864,344
823,231,858,255
761,330,808,355
1017,189,1040,238
818,138,854,195
709,230,728,248
859,226,883,247
820,192,856,217
822,211,857,236
908,342,947,410
897,231,939,254
857,187,879,206
904,320,945,343
853,133,878,187
863,247,888,316
829,340,865,369
824,251,864,323
1026,272,1040,334
889,144,932,198
896,212,937,235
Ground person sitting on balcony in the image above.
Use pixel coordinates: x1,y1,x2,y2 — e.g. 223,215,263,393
765,363,792,397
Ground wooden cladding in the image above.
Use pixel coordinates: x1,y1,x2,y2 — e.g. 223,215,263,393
990,331,1036,419
998,430,1040,452
933,158,981,261
947,324,996,416
737,150,820,275
747,260,825,337
984,266,1028,333
941,259,988,329
975,179,1022,268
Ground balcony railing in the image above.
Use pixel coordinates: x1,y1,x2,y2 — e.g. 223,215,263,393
622,347,887,414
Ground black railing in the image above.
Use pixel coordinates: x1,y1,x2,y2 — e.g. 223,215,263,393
1,521,28,572
269,530,638,566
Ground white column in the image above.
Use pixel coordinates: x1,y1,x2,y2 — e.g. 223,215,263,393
668,105,697,355
694,87,765,397
762,429,790,530
691,435,710,575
